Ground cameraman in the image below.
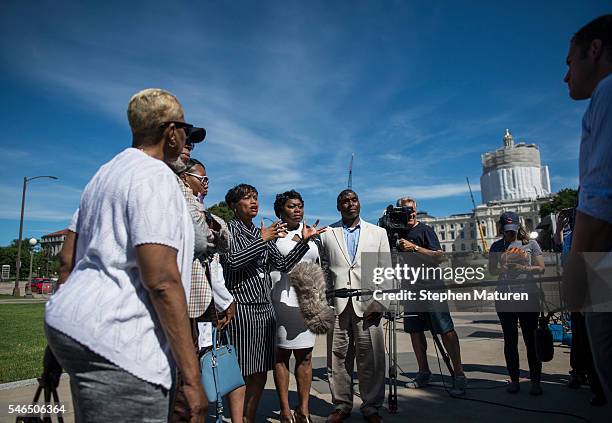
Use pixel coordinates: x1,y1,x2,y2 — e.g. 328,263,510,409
395,197,467,396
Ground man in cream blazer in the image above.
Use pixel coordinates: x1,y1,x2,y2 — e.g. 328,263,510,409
321,189,393,423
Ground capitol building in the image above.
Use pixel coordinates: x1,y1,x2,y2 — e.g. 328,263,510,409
419,129,553,253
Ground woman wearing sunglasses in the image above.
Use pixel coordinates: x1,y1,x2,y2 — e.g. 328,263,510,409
178,158,209,199
172,158,238,422
44,89,207,422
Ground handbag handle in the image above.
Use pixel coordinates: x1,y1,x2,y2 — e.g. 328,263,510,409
211,327,232,351
209,327,232,423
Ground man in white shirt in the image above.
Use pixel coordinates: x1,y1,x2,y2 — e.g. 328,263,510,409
563,15,612,406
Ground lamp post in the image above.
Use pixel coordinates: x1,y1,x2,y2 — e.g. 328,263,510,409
13,175,58,297
25,238,37,298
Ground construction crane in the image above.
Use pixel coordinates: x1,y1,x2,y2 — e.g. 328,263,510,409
466,177,488,254
347,153,354,189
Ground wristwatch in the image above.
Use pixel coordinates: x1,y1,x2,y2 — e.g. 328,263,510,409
413,245,420,252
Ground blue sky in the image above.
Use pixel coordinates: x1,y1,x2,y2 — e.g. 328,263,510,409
0,1,606,246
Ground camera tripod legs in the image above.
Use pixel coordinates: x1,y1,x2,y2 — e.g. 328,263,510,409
386,313,398,413
425,312,455,380
431,331,455,379
386,313,455,414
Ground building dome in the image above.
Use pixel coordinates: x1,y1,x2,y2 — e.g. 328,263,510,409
480,129,551,203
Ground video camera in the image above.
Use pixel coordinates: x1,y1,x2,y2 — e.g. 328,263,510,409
378,205,415,251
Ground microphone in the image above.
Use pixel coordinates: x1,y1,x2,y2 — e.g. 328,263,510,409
288,262,335,334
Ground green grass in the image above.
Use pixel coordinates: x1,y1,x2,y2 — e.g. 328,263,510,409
0,303,47,383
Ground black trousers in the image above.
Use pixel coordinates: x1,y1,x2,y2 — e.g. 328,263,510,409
497,312,541,382
570,312,605,398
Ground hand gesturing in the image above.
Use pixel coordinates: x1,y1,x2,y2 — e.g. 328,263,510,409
261,220,288,241
301,219,327,241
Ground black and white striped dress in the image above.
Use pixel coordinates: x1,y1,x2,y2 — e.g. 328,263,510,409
221,219,310,376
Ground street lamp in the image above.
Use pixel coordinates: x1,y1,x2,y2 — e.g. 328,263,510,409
25,238,37,298
13,175,58,297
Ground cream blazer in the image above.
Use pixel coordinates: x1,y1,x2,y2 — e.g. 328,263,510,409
321,219,393,317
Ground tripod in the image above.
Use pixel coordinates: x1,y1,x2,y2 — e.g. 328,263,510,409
385,307,399,413
405,311,455,378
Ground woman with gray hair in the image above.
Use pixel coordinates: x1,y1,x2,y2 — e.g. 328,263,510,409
45,89,207,422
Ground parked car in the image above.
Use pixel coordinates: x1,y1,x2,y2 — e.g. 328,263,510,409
30,278,52,294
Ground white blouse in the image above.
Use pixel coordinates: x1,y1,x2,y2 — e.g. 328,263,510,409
46,148,194,390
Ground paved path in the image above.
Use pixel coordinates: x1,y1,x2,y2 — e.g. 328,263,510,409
1,312,609,422
0,299,47,304
0,281,49,304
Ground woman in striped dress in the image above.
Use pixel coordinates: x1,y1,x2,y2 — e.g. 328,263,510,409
221,184,324,423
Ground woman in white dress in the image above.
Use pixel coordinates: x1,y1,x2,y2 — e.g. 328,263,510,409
271,190,322,423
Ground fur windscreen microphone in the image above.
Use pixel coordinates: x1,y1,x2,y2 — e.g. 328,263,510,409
288,262,335,334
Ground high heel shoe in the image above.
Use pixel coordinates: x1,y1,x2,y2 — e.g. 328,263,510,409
294,409,313,423
280,412,296,423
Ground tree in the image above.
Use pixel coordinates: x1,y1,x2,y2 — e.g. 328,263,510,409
207,201,234,222
539,188,578,217
0,239,49,280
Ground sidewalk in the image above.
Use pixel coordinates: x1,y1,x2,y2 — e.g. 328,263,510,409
1,313,609,422
0,281,49,304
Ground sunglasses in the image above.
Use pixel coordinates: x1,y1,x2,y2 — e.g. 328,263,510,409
160,121,195,136
184,172,209,185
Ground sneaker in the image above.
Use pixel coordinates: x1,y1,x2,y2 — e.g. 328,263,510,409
529,382,543,396
450,375,467,396
407,371,431,389
506,381,520,394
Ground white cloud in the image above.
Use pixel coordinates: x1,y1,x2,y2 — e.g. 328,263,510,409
0,2,585,238
550,174,579,189
360,182,480,203
0,183,80,221
378,153,403,161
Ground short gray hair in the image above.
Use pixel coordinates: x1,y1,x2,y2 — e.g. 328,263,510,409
127,88,184,141
396,197,417,208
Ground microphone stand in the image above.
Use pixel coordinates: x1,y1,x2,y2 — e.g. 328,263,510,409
326,287,400,413
326,287,456,410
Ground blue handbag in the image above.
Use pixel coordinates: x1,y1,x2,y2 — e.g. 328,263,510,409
200,327,244,421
